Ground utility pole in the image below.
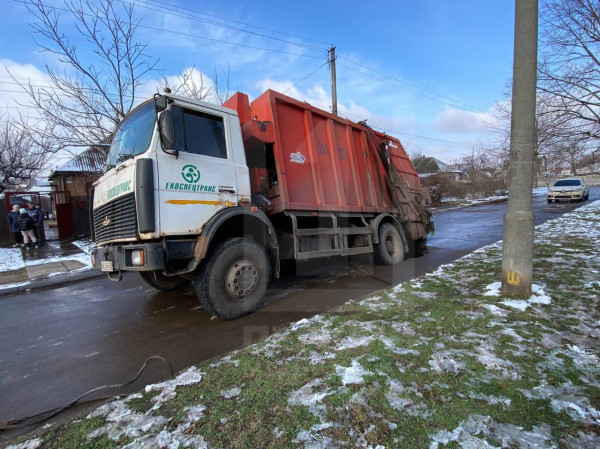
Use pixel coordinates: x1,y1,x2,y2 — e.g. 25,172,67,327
501,0,538,297
329,46,338,115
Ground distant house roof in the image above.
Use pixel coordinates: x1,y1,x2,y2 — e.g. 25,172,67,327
48,147,107,180
26,178,53,193
412,156,452,174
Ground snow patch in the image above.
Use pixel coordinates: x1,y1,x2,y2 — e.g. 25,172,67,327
334,335,374,351
145,366,203,411
429,351,465,374
335,359,369,385
220,387,242,399
4,438,43,449
483,283,552,311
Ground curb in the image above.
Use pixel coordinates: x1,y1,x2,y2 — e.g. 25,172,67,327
0,269,106,298
429,197,508,213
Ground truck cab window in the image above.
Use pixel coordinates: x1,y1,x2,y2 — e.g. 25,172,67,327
170,106,227,159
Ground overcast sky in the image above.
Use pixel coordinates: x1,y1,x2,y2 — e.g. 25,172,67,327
1,0,515,164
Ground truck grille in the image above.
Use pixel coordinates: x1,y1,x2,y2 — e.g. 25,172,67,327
93,193,137,243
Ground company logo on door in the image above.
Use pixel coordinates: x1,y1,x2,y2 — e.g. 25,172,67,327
165,164,217,193
181,164,201,183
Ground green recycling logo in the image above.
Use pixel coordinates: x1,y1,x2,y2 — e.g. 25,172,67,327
181,164,201,184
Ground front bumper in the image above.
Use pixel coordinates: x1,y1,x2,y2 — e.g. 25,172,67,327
92,243,165,272
548,191,583,201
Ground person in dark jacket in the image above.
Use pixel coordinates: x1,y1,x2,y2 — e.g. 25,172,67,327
18,208,39,248
27,202,44,244
7,204,23,247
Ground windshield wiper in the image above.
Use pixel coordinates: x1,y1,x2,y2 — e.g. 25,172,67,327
116,153,134,164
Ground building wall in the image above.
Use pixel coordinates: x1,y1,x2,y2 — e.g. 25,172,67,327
53,174,98,197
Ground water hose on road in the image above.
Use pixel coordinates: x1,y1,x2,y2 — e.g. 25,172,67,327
0,355,174,431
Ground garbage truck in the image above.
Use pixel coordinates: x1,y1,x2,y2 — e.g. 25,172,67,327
91,89,434,319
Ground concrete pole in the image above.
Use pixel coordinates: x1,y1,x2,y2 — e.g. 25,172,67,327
329,47,338,115
501,0,538,297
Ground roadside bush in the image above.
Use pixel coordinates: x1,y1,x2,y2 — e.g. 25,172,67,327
420,172,507,205
420,173,451,204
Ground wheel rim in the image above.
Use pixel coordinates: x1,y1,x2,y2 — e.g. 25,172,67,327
385,234,401,259
224,258,259,301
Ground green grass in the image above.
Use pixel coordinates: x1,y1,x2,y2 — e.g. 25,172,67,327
22,203,600,447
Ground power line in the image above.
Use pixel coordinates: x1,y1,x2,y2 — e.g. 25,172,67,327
283,62,329,94
15,0,325,60
142,0,332,47
338,56,486,113
138,23,324,59
126,0,330,53
338,109,476,150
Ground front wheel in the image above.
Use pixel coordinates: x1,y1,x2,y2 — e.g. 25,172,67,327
139,271,191,291
374,223,405,266
195,238,271,320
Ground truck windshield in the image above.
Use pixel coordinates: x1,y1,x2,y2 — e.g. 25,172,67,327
105,101,156,171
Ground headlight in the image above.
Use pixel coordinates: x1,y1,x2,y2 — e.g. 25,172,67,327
131,249,145,266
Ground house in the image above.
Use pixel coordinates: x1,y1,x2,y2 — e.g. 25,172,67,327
48,147,106,197
412,156,465,182
47,147,107,239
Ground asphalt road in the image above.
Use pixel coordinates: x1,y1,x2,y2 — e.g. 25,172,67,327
1,188,598,443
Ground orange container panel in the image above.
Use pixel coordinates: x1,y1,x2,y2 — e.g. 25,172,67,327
231,90,421,216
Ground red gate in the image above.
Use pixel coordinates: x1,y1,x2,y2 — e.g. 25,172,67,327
53,190,74,240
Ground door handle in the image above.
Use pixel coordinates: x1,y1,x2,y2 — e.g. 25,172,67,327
219,186,236,194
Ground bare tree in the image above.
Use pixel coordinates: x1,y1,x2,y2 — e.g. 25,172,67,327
488,90,593,177
404,142,424,162
10,0,158,154
538,0,600,138
545,138,593,175
0,115,47,194
158,66,212,101
212,61,232,105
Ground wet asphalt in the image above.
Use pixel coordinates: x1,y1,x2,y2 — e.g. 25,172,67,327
1,187,598,444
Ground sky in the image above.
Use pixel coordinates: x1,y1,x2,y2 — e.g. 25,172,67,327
1,0,516,167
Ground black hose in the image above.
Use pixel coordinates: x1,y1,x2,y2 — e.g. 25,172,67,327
0,355,173,431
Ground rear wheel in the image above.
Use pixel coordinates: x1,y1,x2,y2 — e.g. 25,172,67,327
195,238,270,320
374,223,405,266
139,271,190,291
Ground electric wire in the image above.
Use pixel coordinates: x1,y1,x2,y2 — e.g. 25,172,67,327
337,61,486,113
283,62,329,94
141,0,333,47
335,109,479,150
9,1,490,151
125,0,330,53
137,23,324,59
0,355,174,431
14,0,326,60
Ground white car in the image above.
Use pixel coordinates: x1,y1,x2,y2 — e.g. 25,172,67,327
547,178,590,203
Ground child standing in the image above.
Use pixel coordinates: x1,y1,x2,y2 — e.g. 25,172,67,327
7,205,23,247
18,208,39,249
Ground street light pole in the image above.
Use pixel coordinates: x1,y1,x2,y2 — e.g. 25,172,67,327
501,0,538,297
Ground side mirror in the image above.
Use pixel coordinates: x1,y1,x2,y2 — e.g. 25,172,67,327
154,94,168,112
158,110,175,151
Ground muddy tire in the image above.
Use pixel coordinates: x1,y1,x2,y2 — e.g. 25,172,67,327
139,271,190,291
374,223,405,266
195,238,271,320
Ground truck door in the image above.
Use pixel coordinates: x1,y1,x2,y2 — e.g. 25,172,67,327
157,105,237,237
